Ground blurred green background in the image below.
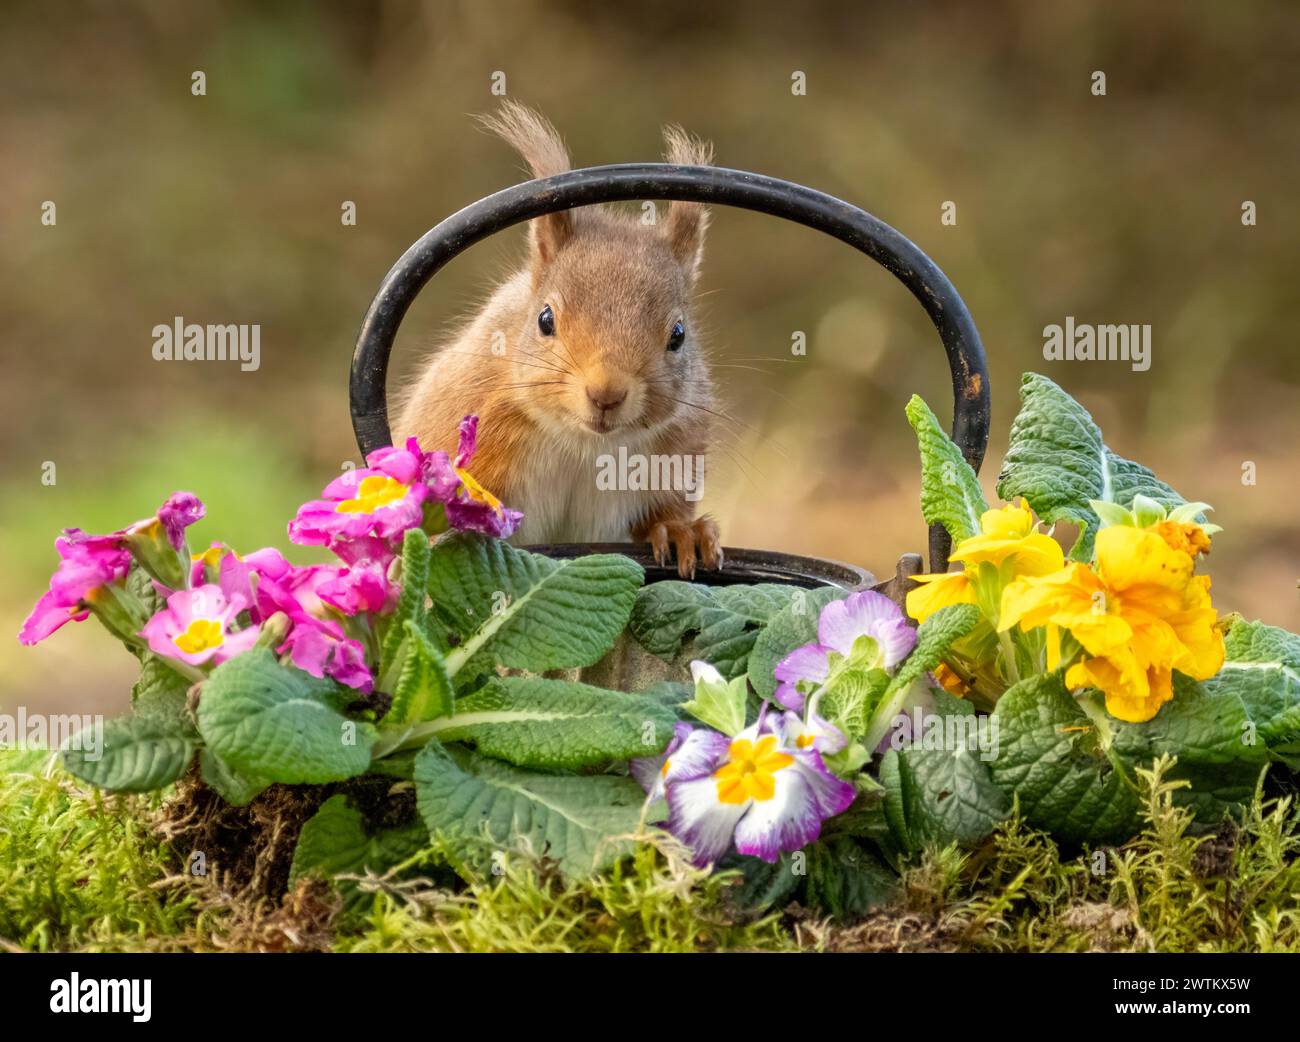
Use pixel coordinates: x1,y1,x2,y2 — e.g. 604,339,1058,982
3,0,1298,716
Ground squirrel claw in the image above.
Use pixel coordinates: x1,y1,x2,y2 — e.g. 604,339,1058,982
645,516,723,580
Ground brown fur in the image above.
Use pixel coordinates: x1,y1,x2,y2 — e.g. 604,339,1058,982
395,102,721,577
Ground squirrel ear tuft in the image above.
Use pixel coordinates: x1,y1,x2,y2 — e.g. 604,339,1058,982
478,101,575,268
661,125,713,281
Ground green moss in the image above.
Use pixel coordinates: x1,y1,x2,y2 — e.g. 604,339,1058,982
851,755,1300,953
8,748,1300,953
0,748,202,951
334,839,797,953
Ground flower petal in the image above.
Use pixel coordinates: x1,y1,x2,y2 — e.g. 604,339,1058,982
731,752,855,863
818,591,902,655
666,773,749,867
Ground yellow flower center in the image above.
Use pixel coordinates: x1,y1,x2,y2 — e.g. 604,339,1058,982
455,467,506,518
796,733,816,749
174,618,224,655
335,475,410,514
714,735,794,804
192,545,229,568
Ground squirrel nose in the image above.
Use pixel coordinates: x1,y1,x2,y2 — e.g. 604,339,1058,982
586,385,628,411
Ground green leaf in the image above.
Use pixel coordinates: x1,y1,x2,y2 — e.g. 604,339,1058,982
1109,619,1300,821
906,394,989,543
629,581,798,679
130,655,197,734
988,672,1139,844
681,668,749,736
199,749,268,806
860,604,981,752
62,656,198,792
1212,619,1300,760
289,794,430,896
996,373,1189,560
817,666,890,742
879,743,1007,853
888,605,982,701
386,621,455,729
804,836,899,920
380,528,432,678
628,582,716,657
126,564,164,620
423,677,676,771
747,587,846,701
413,743,646,879
426,533,643,684
61,715,195,793
692,586,802,680
726,852,805,914
830,776,903,866
196,649,376,784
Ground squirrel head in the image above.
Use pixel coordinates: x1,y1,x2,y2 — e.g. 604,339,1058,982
480,103,713,438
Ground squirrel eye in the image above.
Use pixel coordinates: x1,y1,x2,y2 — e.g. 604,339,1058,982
538,305,556,337
667,321,686,352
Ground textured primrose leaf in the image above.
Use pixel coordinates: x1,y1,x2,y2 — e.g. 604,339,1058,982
126,563,164,620
62,656,199,792
804,836,899,920
380,528,432,678
628,582,716,657
747,587,847,701
906,394,989,544
386,620,455,729
879,742,1007,854
130,655,197,733
196,649,376,784
996,373,1188,560
426,533,643,685
1110,620,1300,821
726,851,806,914
818,667,891,743
1188,620,1300,763
883,603,981,702
289,794,430,894
61,715,196,793
426,676,675,771
988,671,1140,845
199,748,269,807
629,581,798,679
414,743,646,879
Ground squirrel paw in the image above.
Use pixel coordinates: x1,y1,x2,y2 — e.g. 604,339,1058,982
646,516,723,580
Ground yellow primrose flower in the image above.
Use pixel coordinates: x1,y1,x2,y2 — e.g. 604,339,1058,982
933,662,970,698
1091,494,1219,559
1152,519,1212,559
999,525,1224,723
950,499,1067,572
906,569,976,623
906,499,1064,623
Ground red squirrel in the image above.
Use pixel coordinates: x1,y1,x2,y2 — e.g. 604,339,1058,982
395,102,722,578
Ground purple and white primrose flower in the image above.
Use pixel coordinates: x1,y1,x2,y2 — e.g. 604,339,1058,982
632,709,856,867
773,707,847,756
630,721,732,802
774,591,917,711
19,530,133,644
141,584,259,667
